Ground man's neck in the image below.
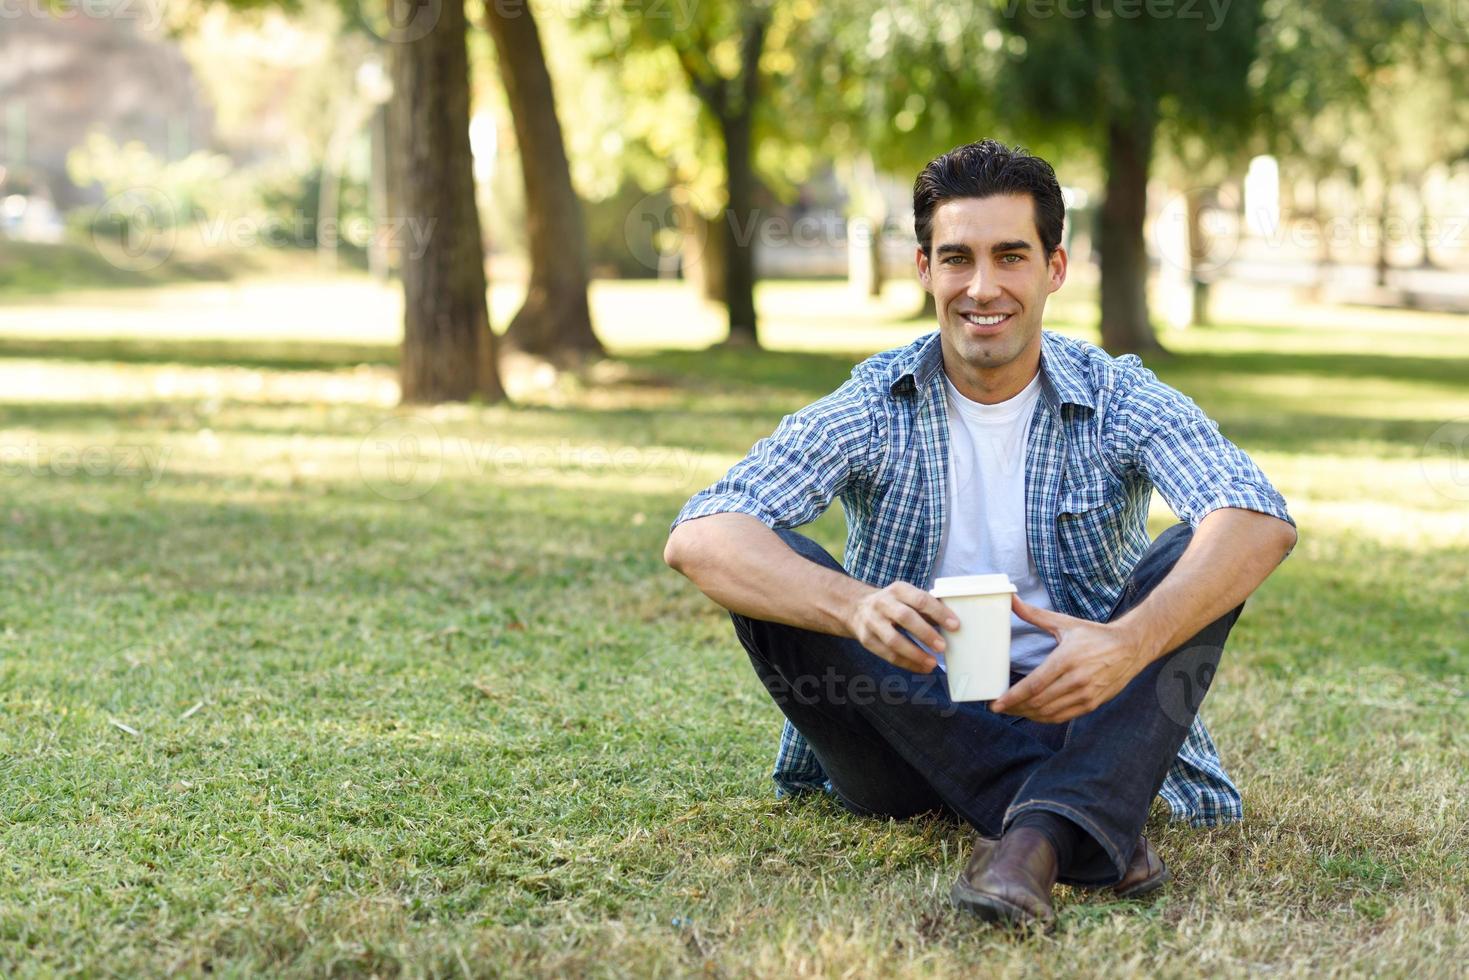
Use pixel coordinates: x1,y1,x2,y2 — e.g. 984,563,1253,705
943,346,1042,405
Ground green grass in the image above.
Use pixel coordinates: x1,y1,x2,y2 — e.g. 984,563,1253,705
0,280,1465,975
0,238,297,297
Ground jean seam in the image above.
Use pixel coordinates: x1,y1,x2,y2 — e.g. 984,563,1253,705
1004,797,1127,884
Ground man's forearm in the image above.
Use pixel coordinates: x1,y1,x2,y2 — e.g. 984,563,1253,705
664,513,873,637
1114,507,1298,667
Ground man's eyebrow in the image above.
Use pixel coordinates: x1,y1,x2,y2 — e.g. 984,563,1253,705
934,240,1034,256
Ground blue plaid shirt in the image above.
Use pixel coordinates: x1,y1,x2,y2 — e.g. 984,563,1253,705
672,330,1295,827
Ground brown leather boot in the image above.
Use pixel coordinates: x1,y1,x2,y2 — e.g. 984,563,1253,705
960,834,1169,898
949,827,1058,929
1109,837,1169,899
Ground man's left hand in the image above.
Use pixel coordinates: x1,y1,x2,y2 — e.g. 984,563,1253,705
988,596,1152,724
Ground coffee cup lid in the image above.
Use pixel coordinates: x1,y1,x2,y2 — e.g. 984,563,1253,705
929,573,1018,598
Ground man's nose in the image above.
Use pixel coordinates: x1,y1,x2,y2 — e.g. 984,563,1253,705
966,265,1002,304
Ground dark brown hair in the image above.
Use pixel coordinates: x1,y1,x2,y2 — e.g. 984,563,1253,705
913,140,1065,258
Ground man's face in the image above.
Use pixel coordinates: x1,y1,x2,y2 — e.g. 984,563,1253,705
915,194,1067,380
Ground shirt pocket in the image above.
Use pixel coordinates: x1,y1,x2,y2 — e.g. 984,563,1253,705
1056,474,1128,584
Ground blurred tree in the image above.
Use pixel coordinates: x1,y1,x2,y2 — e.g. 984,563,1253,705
991,1,1263,354
388,0,506,402
792,1,1005,313
593,0,785,347
484,0,605,364
193,0,505,402
1253,0,1468,289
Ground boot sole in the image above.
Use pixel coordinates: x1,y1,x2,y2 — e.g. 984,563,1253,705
949,878,1056,932
1113,864,1170,900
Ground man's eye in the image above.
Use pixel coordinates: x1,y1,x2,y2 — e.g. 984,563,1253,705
1001,254,1023,264
943,256,966,265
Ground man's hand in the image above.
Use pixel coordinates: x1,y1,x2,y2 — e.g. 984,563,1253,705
847,583,959,674
989,595,1149,723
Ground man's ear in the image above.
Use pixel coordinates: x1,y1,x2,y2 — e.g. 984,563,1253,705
915,246,931,290
1046,245,1068,294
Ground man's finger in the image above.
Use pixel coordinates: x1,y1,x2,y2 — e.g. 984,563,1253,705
992,658,1062,712
890,602,946,653
881,624,936,673
1015,674,1086,715
896,583,960,630
1010,595,1068,638
1024,694,1092,725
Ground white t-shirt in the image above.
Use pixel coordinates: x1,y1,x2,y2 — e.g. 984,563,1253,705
930,368,1059,675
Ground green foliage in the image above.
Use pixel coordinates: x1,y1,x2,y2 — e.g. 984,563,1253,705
66,134,238,227
993,0,1263,149
576,0,825,209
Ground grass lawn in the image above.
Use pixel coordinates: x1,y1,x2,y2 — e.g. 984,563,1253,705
0,278,1465,975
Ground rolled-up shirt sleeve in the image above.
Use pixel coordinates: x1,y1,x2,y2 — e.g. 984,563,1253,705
1111,362,1296,544
670,372,881,533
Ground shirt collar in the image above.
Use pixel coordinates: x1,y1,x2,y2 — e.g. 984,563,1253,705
887,329,1096,411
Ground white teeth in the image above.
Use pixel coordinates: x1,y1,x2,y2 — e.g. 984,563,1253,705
964,313,1008,325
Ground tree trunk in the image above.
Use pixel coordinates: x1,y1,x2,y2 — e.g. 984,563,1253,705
1098,117,1164,355
368,103,390,281
484,0,603,363
679,200,726,302
1185,188,1211,327
719,108,758,347
389,0,505,404
842,153,886,299
1414,180,1437,269
1375,206,1391,288
1305,176,1333,304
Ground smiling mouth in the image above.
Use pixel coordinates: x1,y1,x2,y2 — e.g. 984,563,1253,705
960,311,1014,329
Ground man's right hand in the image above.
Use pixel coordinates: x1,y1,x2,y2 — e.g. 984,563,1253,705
848,582,960,673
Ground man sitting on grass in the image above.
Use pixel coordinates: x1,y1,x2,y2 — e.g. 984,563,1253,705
662,139,1297,930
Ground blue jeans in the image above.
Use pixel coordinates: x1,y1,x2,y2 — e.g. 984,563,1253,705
730,523,1243,886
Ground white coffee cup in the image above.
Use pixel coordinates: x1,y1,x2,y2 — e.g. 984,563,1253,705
929,573,1018,701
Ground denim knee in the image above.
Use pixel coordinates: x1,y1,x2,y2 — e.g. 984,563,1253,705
772,526,845,573
1132,522,1193,586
